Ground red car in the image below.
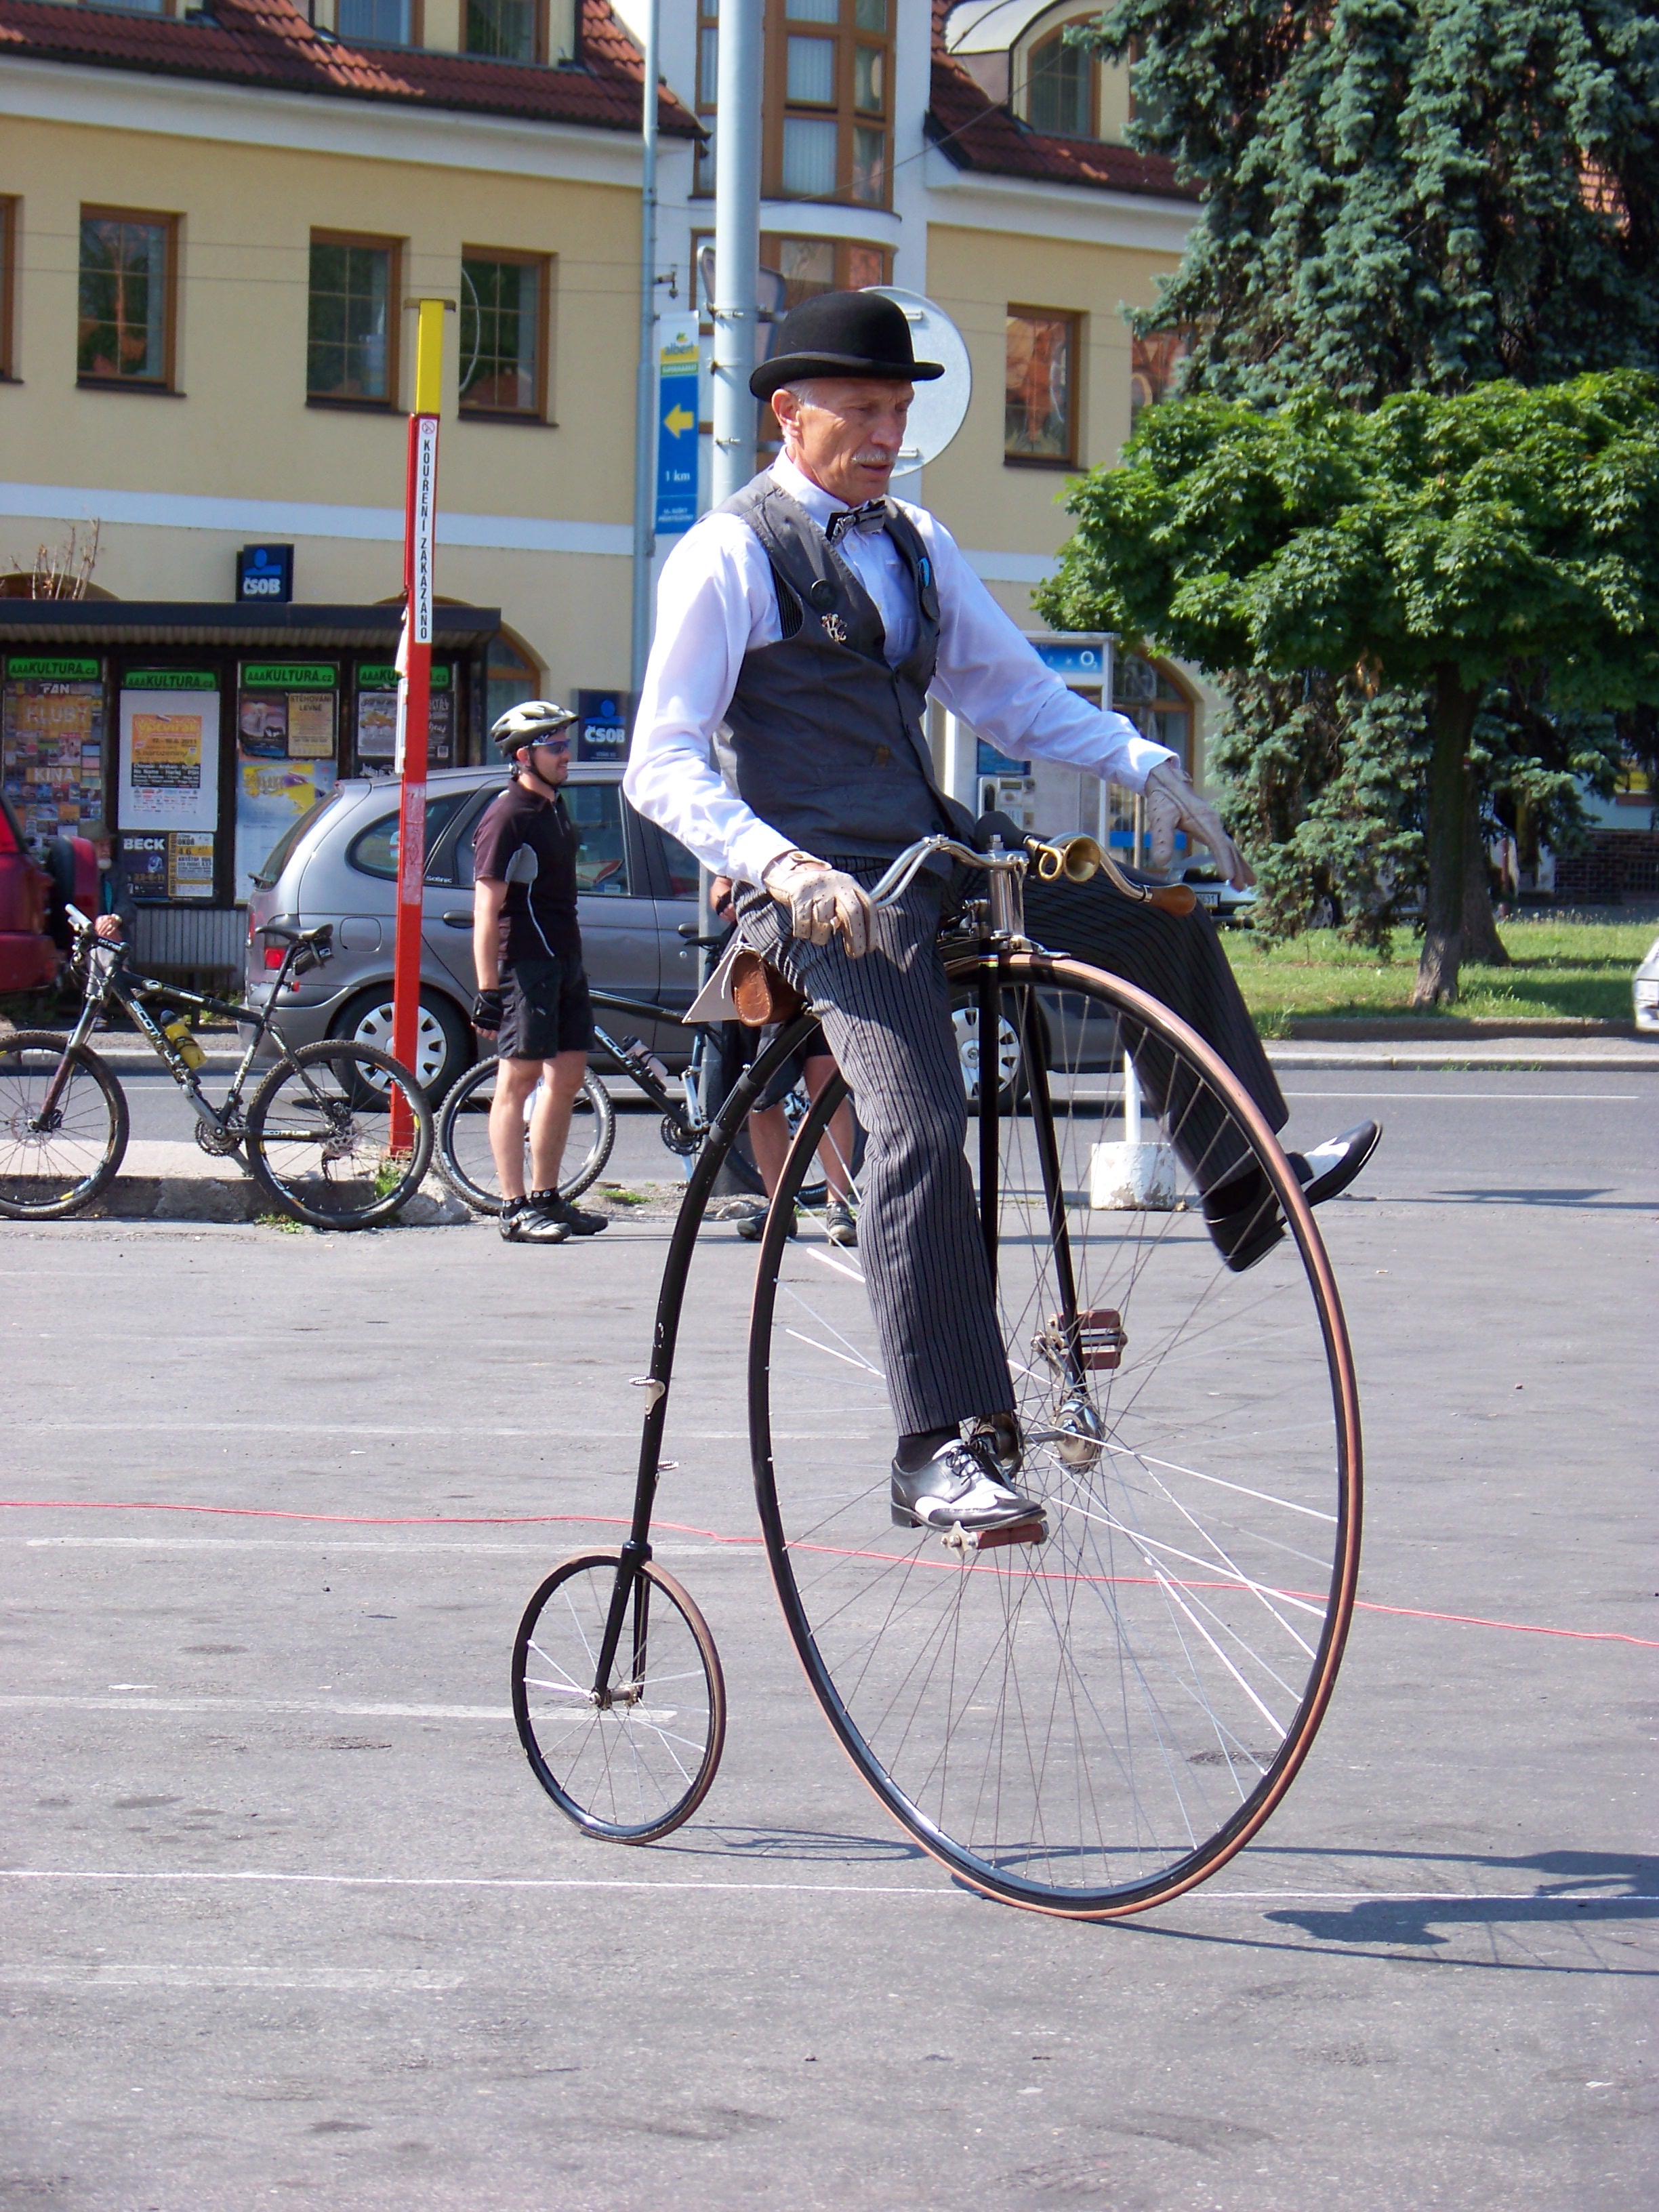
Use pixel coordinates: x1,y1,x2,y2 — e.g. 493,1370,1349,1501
0,794,58,995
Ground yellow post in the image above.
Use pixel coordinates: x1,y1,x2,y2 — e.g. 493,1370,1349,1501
413,296,447,417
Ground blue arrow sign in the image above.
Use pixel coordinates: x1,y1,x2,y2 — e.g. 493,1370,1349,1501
655,325,699,537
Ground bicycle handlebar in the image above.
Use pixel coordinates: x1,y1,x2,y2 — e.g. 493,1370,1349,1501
869,834,1196,917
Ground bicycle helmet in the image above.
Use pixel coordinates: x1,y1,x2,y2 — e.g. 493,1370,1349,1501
491,700,578,760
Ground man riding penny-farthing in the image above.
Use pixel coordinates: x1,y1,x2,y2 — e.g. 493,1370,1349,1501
512,291,1374,1917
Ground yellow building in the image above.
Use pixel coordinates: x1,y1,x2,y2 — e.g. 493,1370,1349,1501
0,0,1195,964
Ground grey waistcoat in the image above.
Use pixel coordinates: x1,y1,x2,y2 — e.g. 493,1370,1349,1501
717,472,955,863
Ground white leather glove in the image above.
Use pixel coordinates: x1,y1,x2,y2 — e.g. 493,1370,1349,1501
763,852,874,958
1143,761,1254,891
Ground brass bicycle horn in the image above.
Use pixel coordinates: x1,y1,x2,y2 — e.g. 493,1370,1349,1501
1027,836,1197,916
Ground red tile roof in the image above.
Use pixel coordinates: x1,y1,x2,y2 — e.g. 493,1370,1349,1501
0,0,698,136
928,0,1194,201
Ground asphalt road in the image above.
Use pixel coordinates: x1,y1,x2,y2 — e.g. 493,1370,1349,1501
3,1073,1654,2211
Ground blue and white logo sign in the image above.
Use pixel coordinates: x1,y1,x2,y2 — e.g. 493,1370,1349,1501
1031,636,1107,685
237,544,293,603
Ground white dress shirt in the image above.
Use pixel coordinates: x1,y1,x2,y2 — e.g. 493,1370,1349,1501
623,453,1175,887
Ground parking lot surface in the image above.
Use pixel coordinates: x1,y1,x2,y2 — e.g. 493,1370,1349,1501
3,1072,1654,2210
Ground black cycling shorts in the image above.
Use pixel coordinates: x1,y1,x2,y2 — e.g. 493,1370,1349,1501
497,954,592,1063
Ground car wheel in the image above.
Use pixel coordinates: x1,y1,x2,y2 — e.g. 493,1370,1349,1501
949,994,1029,1114
329,988,470,1103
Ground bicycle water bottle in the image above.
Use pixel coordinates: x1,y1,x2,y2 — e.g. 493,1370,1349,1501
619,1036,670,1086
163,1012,206,1071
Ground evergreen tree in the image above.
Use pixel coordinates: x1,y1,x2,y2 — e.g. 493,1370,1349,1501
1089,0,1659,405
1070,1,1658,975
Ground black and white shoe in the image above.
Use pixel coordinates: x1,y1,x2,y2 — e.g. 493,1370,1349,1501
499,1196,570,1245
891,1436,1045,1536
1287,1122,1382,1208
1205,1122,1381,1273
537,1189,608,1237
736,1204,798,1243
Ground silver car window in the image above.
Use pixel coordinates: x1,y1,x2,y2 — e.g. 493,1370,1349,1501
347,793,467,883
565,783,631,897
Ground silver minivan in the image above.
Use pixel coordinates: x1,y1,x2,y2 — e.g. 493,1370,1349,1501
241,763,703,1095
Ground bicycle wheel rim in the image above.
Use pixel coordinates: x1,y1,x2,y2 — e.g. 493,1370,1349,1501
435,1060,615,1214
512,1552,727,1843
247,1044,432,1230
0,1034,128,1219
750,955,1361,1917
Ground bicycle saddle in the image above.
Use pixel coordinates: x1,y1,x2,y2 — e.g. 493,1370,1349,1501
257,922,334,949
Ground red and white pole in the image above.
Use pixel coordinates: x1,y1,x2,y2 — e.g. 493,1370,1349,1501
389,299,447,1154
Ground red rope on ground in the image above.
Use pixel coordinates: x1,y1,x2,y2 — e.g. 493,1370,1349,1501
3,1498,1654,1647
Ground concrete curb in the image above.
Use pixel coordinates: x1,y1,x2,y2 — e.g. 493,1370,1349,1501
20,1163,475,1228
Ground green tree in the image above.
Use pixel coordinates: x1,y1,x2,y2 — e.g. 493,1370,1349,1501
1088,0,1659,405
1037,373,1659,1004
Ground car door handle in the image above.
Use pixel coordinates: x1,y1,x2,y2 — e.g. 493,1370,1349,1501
441,910,474,928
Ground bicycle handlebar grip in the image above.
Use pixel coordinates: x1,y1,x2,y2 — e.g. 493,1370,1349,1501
1147,883,1197,916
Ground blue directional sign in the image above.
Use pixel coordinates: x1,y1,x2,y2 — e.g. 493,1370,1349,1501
655,323,699,537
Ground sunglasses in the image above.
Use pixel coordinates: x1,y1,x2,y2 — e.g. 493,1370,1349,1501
529,736,573,755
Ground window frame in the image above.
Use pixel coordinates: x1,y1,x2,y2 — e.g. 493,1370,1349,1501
77,205,180,395
0,197,16,382
457,246,552,424
335,0,424,47
1004,304,1082,471
1019,18,1099,140
306,229,403,413
758,0,895,212
462,0,549,65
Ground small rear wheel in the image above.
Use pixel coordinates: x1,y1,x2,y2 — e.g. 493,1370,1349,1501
0,1031,129,1219
512,1551,726,1842
245,1041,432,1230
433,1055,615,1214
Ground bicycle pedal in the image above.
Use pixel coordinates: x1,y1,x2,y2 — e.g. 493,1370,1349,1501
930,1515,1048,1554
1038,1308,1126,1373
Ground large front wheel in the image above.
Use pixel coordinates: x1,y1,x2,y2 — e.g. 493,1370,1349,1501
748,954,1362,1918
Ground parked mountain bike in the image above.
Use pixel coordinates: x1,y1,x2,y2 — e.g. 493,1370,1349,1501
510,833,1362,1919
434,970,802,1218
0,907,432,1229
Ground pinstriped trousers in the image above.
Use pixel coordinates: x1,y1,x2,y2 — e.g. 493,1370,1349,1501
735,864,1015,1435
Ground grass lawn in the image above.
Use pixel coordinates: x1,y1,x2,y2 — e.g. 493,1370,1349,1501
1223,918,1655,1029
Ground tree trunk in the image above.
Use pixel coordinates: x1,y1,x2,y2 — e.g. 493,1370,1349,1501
1412,668,1481,1008
1460,773,1511,967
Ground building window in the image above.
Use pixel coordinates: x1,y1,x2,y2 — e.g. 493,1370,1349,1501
337,0,415,43
1005,307,1078,467
693,0,893,211
485,630,541,735
308,234,398,407
1130,329,1191,427
465,0,539,62
77,209,177,390
1024,24,1092,137
0,198,16,381
459,251,548,418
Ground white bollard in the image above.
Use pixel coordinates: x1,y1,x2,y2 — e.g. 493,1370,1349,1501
1088,1054,1177,1210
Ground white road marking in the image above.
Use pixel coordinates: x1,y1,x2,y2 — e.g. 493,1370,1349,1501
0,1694,510,1721
0,1870,1647,1906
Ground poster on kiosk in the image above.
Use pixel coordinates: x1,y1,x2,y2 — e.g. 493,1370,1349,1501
117,671,220,899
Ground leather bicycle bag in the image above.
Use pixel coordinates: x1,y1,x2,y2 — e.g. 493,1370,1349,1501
729,948,806,1027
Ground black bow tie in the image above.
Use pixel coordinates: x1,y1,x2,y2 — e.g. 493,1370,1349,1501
825,499,889,545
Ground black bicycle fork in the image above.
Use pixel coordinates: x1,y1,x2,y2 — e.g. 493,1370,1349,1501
588,1013,820,1700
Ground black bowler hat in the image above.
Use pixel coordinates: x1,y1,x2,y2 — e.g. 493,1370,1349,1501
750,288,944,400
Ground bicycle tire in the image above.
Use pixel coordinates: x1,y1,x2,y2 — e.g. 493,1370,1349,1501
512,1551,727,1843
432,1056,616,1214
0,1031,129,1220
748,952,1362,1919
245,1041,433,1231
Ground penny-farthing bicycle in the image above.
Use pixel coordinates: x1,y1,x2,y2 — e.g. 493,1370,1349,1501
510,834,1362,1919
